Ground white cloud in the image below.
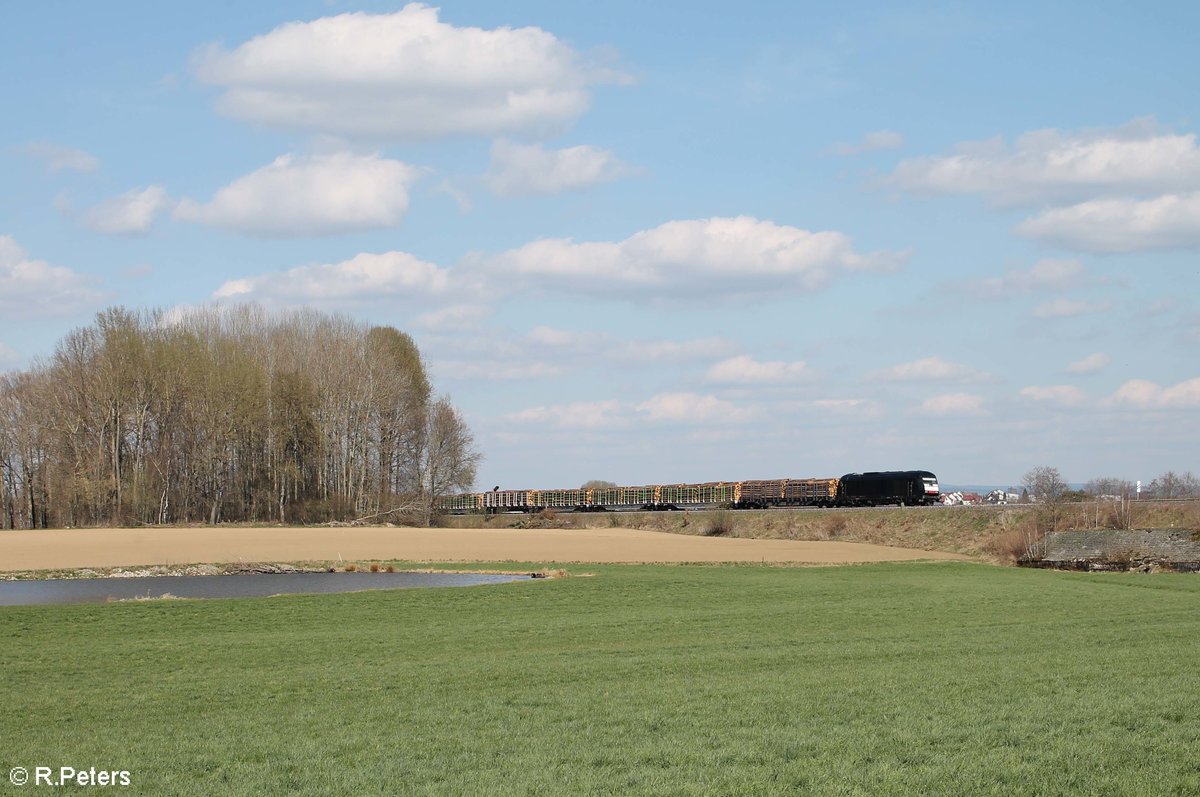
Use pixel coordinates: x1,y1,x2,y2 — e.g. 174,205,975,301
526,325,610,349
506,400,627,429
413,304,492,332
485,216,903,299
890,119,1200,205
973,258,1085,298
175,153,419,236
22,141,100,173
635,392,755,424
1019,385,1087,406
82,186,170,235
705,355,809,384
0,342,18,365
504,391,756,429
810,398,883,418
620,338,736,363
213,250,454,305
0,235,104,318
829,129,904,156
486,140,633,196
521,326,735,364
1110,378,1200,409
192,4,627,140
914,392,986,416
1014,192,1200,252
436,360,563,381
1066,352,1109,374
1028,298,1111,319
869,356,983,382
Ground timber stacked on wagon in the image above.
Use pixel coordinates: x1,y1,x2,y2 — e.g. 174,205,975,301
444,476,846,513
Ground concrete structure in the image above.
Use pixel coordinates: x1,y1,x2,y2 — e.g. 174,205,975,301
1038,528,1200,571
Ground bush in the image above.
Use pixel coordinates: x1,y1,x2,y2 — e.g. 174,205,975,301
703,510,736,537
984,524,1047,564
823,515,848,537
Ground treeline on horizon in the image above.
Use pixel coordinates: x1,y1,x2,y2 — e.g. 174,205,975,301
0,305,479,529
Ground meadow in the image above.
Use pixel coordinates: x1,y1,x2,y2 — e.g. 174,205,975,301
2,561,1198,795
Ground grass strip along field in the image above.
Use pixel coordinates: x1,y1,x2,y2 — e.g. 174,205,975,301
2,562,1198,795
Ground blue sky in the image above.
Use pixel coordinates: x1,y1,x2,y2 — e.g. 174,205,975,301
3,1,1199,489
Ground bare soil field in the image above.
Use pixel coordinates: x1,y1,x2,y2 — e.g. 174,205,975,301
0,525,968,571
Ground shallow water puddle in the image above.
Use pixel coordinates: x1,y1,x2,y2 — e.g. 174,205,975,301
0,571,529,606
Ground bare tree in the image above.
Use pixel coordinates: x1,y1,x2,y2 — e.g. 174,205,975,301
0,304,477,528
1148,471,1200,499
413,397,482,526
1083,477,1134,498
1022,466,1068,503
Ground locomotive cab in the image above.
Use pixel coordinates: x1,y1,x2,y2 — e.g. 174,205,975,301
837,470,940,506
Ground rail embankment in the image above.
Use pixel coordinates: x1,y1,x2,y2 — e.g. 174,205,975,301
444,500,1200,563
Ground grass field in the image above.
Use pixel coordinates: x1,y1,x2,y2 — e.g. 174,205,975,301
2,562,1198,795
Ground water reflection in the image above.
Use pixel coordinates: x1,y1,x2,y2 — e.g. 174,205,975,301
0,571,529,606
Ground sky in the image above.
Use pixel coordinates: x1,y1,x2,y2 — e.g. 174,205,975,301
2,1,1199,491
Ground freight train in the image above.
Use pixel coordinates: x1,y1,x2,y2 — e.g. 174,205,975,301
440,470,940,513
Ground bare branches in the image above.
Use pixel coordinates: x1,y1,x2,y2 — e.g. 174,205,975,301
0,304,479,528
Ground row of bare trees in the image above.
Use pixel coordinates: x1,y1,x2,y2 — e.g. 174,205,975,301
0,305,479,529
1022,467,1200,503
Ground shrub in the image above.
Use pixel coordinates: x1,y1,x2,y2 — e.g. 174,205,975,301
984,524,1047,565
344,563,357,572
369,563,380,573
823,515,848,537
703,510,736,537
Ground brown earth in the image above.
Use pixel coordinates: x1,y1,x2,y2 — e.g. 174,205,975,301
0,526,968,571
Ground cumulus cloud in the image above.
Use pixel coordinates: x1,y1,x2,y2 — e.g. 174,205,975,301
523,326,735,364
705,355,810,384
192,4,627,140
213,250,455,305
635,392,756,424
0,235,104,318
828,129,904,156
413,304,492,332
1019,385,1087,406
486,140,633,196
504,392,755,428
1028,298,1111,319
1014,192,1200,252
810,398,883,418
914,392,986,416
82,186,170,234
506,400,627,429
621,338,737,363
21,141,100,173
175,153,419,236
1110,378,1200,409
485,216,903,299
890,120,1200,205
972,258,1085,298
868,356,984,382
1066,352,1109,374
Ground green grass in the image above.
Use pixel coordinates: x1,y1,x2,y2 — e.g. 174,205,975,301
2,562,1199,795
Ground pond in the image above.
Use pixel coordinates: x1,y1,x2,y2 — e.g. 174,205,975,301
0,571,530,606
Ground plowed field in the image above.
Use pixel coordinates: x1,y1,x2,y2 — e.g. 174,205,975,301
0,525,968,570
